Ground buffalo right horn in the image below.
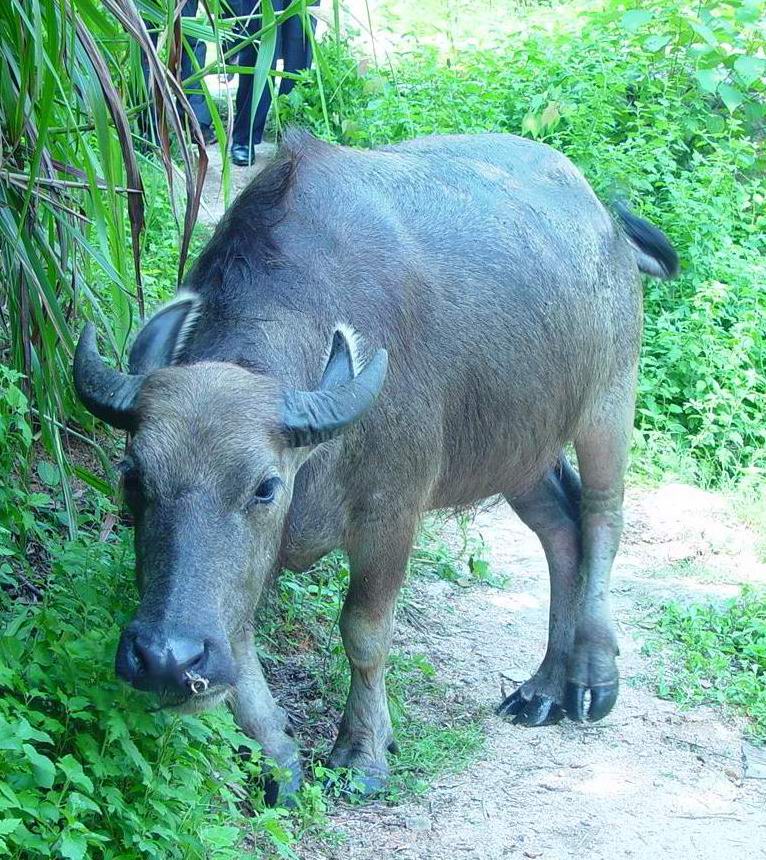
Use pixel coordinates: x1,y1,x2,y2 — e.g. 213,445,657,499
73,292,201,431
73,324,145,431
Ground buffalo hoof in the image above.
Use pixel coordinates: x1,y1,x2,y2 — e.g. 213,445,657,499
350,768,389,797
324,763,389,798
564,677,619,723
327,745,391,797
262,756,303,808
497,687,565,727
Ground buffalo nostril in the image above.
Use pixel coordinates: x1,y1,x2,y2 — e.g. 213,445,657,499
115,630,144,684
183,641,209,674
128,634,209,693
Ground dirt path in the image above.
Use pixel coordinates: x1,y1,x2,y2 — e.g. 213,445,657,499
298,484,766,860
196,143,275,228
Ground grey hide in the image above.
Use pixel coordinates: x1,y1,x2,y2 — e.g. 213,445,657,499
74,130,678,800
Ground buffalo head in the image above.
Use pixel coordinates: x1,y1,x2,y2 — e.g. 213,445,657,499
73,294,387,709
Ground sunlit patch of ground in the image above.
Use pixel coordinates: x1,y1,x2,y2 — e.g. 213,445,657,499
297,485,766,859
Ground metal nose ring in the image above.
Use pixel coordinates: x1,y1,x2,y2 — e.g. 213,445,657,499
184,671,210,696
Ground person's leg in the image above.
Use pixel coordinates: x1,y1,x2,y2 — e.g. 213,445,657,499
231,0,279,159
179,0,213,135
139,3,211,144
278,0,318,97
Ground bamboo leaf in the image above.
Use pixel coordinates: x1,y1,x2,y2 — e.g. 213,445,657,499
73,16,146,317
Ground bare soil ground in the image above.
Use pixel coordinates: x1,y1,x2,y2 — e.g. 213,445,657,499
297,484,766,860
196,143,275,228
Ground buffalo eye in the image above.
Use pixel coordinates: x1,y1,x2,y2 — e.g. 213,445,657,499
248,477,281,508
116,457,133,476
117,458,140,490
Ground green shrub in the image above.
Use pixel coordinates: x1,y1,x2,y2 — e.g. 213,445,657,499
0,528,299,859
653,587,766,741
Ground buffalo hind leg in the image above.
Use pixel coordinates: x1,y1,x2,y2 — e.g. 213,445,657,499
563,399,632,722
328,515,413,792
229,630,302,805
498,455,581,726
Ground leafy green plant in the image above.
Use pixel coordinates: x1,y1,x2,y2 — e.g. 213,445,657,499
0,0,201,537
410,515,504,588
0,369,36,575
652,587,766,741
0,530,302,859
616,1,765,120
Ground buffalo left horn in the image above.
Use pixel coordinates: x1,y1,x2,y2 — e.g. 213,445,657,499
282,332,388,448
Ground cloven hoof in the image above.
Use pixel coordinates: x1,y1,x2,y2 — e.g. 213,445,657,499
563,677,620,722
324,765,390,799
263,757,303,808
497,687,566,727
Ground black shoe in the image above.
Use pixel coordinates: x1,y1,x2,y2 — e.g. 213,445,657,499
201,124,216,146
231,144,258,166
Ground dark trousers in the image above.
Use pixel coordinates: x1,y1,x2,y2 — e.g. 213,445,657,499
140,0,212,139
229,0,318,147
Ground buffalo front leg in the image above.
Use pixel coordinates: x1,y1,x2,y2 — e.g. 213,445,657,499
499,455,581,727
328,517,413,793
229,630,302,804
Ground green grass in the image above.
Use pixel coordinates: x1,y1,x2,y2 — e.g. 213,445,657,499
651,587,766,743
386,652,485,802
640,559,720,583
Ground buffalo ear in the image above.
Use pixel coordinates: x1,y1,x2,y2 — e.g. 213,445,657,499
319,329,356,388
128,292,200,374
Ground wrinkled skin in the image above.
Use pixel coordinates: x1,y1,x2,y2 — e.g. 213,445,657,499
116,369,307,791
76,131,678,801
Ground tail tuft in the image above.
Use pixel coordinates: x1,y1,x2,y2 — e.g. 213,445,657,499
614,201,679,280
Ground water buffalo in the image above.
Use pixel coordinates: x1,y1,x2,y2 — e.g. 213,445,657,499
74,130,678,798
